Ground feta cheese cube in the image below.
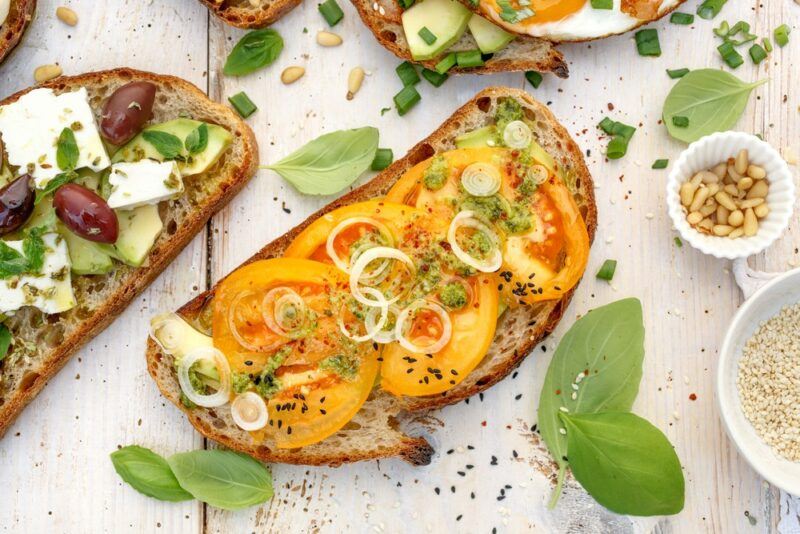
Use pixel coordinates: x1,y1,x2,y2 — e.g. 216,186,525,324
0,87,111,188
0,233,76,315
106,160,184,210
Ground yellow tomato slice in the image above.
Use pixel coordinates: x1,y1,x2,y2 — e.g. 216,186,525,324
380,275,498,396
212,258,379,449
385,147,590,305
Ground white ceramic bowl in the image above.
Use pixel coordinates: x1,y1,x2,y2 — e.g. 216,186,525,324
717,267,800,495
667,132,795,259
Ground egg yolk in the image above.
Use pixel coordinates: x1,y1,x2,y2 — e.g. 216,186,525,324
526,0,586,23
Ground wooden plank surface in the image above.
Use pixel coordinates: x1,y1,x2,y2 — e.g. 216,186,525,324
1,0,799,532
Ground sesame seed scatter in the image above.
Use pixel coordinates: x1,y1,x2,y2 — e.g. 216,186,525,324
737,302,800,462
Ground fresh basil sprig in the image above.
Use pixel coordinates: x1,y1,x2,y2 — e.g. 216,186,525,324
110,446,274,510
662,69,766,143
142,130,184,160
185,123,209,155
35,171,77,205
0,324,11,363
223,29,284,76
56,127,79,171
265,127,379,195
0,228,48,279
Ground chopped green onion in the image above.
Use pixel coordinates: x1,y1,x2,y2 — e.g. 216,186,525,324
394,85,421,116
763,37,773,53
670,12,694,25
718,41,744,68
418,26,437,45
775,24,790,47
435,53,457,74
396,61,420,86
228,92,257,118
634,29,661,57
590,0,612,9
421,68,448,87
714,20,730,38
749,43,768,64
398,0,414,8
697,0,727,20
652,159,669,169
596,260,617,281
598,118,635,160
672,116,689,128
729,20,750,35
525,71,543,88
606,136,631,160
455,49,484,68
674,237,683,247
371,148,394,171
666,68,689,79
318,0,344,26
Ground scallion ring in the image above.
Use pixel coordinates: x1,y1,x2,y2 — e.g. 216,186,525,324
395,300,453,354
230,391,269,431
447,211,503,273
349,246,415,307
177,346,232,408
149,312,185,354
337,287,388,342
461,162,501,197
261,287,309,339
365,303,401,344
228,290,283,352
326,217,394,274
502,120,532,149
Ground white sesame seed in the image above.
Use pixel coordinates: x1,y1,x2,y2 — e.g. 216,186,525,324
559,406,569,413
559,428,567,435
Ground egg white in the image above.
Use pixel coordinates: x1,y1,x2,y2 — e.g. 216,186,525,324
481,0,682,41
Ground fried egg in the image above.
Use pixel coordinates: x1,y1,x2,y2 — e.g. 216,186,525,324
478,0,683,41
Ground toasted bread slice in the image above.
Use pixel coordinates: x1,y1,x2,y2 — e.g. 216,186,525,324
0,68,259,438
198,0,301,29
351,0,568,77
147,87,595,466
0,0,35,65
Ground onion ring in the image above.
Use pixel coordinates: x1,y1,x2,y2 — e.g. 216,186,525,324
177,346,232,408
447,211,503,273
231,391,269,431
325,217,394,273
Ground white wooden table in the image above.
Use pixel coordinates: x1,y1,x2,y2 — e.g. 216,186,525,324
1,0,799,532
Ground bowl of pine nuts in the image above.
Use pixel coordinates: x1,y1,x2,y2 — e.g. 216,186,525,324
667,131,795,259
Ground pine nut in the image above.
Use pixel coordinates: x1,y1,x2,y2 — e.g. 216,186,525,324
754,203,770,218
281,66,305,84
739,197,765,209
743,208,758,236
724,184,739,196
56,6,78,26
34,64,62,83
712,163,727,179
713,225,734,236
690,173,703,186
714,191,737,211
317,31,343,46
698,170,719,184
746,180,768,199
708,183,721,196
747,165,766,179
699,202,717,217
689,186,710,212
698,218,714,232
729,227,744,239
347,67,365,100
723,173,734,185
728,209,744,227
687,211,703,225
735,149,749,175
728,164,742,181
717,206,730,225
737,177,754,191
680,182,697,207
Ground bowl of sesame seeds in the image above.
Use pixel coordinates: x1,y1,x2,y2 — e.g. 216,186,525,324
717,267,800,494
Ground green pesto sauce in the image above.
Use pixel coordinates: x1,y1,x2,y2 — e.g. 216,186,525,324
423,155,449,191
319,353,360,380
439,282,468,310
494,98,524,141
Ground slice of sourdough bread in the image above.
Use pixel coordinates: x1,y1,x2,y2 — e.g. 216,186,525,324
147,86,596,466
351,0,568,77
198,0,301,28
0,68,259,438
0,0,35,65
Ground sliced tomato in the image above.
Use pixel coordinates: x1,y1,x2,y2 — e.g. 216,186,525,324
385,147,590,305
380,275,498,396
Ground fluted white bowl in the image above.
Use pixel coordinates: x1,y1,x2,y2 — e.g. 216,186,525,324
666,132,795,259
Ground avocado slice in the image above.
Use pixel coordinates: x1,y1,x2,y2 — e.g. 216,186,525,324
402,0,472,61
113,204,163,267
58,224,114,275
455,125,556,173
468,14,515,54
112,119,232,176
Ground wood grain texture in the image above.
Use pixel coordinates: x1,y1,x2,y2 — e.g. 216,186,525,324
1,0,799,532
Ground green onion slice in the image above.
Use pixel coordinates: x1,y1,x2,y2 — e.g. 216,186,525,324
396,61,420,86
228,92,257,118
318,0,344,26
596,259,617,281
371,148,394,171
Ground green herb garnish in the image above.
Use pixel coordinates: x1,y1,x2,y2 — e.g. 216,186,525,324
718,41,744,68
56,127,79,171
371,148,394,171
394,85,421,116
635,29,661,57
455,49,484,68
228,92,258,118
418,26,437,45
774,24,790,47
670,12,694,25
318,0,344,26
590,0,612,9
525,71,543,88
596,259,617,281
223,29,284,76
396,61,420,86
598,117,636,159
434,53,457,74
749,43,767,64
666,68,689,79
697,0,727,20
184,123,209,155
142,130,184,159
0,324,11,362
672,115,689,128
421,68,448,87
651,159,669,169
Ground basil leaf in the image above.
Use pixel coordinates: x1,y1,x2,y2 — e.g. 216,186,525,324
110,446,193,502
56,127,79,171
663,69,767,143
35,171,77,205
185,123,208,155
560,412,685,516
142,130,184,160
0,324,11,362
538,298,644,507
223,29,284,76
22,228,46,273
266,127,379,195
0,241,29,278
167,449,273,510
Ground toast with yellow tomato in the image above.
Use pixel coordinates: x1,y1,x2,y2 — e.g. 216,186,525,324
146,87,596,466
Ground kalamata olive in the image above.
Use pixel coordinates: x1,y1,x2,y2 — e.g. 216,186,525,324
100,81,157,145
0,174,35,236
53,184,118,244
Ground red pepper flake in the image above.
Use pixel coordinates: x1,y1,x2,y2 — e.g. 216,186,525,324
555,389,561,395
481,420,487,427
689,393,697,401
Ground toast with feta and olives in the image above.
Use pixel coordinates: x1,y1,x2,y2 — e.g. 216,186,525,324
146,86,595,466
351,0,568,77
0,0,35,65
0,68,258,438
198,0,300,29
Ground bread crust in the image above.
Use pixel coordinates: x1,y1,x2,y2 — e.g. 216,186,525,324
0,68,259,438
146,87,596,466
0,0,36,66
199,0,302,29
